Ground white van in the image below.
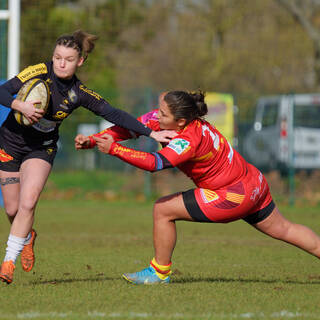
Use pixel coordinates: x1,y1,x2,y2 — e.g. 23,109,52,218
243,94,320,172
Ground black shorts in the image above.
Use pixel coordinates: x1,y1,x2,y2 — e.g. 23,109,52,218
0,126,57,172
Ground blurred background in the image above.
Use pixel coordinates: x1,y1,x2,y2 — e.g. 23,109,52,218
2,0,320,205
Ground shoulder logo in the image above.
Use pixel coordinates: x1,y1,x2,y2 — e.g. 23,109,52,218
17,63,47,82
167,138,190,155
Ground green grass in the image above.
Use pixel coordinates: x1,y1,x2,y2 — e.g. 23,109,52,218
0,200,320,319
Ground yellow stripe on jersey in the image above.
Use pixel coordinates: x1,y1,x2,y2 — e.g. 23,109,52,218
192,151,213,162
226,192,245,204
17,63,47,82
79,85,102,100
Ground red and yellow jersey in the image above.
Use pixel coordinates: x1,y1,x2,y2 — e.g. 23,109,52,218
158,118,247,189
93,109,248,190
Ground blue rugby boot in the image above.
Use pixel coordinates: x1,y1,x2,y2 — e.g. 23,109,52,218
122,265,171,285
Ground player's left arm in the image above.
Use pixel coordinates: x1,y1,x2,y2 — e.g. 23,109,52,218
77,109,161,149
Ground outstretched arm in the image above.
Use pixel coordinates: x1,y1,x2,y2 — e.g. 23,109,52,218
93,135,173,172
75,109,177,150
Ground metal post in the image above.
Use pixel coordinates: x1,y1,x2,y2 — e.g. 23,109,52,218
7,0,20,78
288,94,295,206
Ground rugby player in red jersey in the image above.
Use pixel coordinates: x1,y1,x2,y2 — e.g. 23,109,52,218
75,90,320,285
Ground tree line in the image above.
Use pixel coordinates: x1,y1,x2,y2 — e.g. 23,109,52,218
19,0,320,121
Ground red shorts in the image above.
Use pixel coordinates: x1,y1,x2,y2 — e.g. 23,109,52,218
182,164,274,224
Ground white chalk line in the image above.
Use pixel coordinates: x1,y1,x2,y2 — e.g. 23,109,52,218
0,310,319,319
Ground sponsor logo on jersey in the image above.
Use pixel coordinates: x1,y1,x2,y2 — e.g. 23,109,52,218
0,149,13,162
68,89,78,103
79,85,102,100
167,138,190,155
17,63,47,82
47,148,54,155
53,111,69,120
200,189,219,203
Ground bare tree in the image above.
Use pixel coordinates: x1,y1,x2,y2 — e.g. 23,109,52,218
276,0,320,85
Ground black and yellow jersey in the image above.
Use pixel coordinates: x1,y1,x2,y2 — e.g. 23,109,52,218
0,61,151,144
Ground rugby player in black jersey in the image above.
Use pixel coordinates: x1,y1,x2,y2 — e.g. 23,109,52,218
0,30,175,284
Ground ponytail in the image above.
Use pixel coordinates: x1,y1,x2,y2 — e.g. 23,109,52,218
164,90,208,123
55,30,98,61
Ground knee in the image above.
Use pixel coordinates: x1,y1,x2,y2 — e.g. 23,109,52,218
153,198,171,221
19,197,38,215
18,189,42,214
5,206,18,218
153,199,164,220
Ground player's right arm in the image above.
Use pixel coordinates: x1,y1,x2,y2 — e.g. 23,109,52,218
0,77,22,108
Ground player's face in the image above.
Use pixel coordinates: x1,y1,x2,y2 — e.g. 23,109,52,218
52,45,84,80
158,95,180,130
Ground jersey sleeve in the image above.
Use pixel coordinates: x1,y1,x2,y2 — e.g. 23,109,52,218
109,142,173,172
79,85,152,137
87,109,160,148
158,136,195,166
108,130,195,171
0,80,18,108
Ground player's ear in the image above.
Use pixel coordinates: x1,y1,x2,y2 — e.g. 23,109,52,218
77,56,85,67
177,118,187,129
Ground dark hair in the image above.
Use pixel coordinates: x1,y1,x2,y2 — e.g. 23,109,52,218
163,90,208,124
55,30,98,61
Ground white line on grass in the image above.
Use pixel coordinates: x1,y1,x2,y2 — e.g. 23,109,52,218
0,310,318,319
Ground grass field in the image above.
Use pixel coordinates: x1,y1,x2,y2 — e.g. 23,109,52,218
0,199,320,319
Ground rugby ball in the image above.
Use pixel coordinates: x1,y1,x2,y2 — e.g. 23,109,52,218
14,78,50,126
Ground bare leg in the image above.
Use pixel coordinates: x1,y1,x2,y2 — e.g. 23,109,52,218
153,193,193,265
0,171,20,224
10,158,51,238
253,206,320,258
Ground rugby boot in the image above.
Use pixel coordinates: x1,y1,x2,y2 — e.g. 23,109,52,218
122,265,170,285
0,260,15,284
21,229,37,272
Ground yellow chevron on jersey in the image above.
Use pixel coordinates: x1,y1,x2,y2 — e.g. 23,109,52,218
201,189,219,203
226,192,245,204
79,85,102,100
17,63,48,82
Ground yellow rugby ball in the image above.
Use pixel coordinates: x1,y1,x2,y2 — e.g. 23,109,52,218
14,78,50,126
